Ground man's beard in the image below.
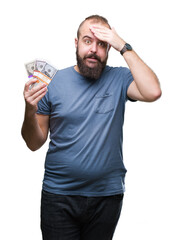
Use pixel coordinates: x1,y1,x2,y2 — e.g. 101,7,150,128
76,48,108,80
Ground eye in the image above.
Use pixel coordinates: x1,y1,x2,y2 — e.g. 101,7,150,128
85,39,91,44
98,42,106,48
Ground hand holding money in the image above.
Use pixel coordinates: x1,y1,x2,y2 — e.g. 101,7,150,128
23,77,47,114
22,59,56,151
24,59,58,114
25,59,58,88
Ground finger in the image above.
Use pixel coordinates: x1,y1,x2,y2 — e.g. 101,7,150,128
31,88,48,106
90,28,110,40
90,25,108,30
92,31,109,42
90,27,105,35
90,25,110,34
31,86,47,102
24,82,47,100
26,86,47,105
30,82,47,94
24,77,39,92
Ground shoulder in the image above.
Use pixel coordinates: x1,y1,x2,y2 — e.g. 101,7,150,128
104,65,131,75
49,66,73,86
103,66,132,82
54,66,73,77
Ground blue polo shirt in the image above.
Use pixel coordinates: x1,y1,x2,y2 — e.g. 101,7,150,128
37,65,134,196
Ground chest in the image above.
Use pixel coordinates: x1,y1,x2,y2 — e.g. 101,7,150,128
50,78,121,121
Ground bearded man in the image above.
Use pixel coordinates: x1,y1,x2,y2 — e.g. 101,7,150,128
22,15,161,240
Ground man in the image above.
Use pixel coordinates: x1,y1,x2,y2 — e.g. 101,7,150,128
22,15,161,240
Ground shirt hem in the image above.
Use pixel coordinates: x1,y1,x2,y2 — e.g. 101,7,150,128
42,186,125,197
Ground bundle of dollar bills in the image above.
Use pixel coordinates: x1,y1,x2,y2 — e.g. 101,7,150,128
25,60,58,88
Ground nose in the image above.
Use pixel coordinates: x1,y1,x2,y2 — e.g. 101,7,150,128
90,42,97,53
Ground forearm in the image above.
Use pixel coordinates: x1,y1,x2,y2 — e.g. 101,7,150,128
123,50,161,101
89,25,161,101
22,78,48,151
21,109,46,151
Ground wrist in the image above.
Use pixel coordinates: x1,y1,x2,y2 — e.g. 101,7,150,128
120,43,133,55
117,39,126,52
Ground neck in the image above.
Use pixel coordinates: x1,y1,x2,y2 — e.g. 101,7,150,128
74,65,80,73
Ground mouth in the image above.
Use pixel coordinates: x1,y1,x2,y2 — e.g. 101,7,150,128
87,57,98,62
84,54,101,63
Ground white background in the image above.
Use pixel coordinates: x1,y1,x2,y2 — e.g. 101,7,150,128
0,0,182,239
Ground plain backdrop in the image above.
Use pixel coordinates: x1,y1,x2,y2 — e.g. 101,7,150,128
0,0,182,239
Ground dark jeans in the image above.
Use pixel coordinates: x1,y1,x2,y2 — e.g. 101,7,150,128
41,190,124,240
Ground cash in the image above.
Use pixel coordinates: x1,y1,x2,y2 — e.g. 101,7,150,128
43,63,57,79
25,59,58,88
25,61,36,76
35,60,46,72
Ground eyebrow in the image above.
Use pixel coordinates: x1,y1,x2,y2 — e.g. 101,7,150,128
82,35,93,39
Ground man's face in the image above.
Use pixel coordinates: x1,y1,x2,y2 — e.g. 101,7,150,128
75,20,110,80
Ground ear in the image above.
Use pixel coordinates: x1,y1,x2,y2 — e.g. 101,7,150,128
107,44,111,52
75,38,78,48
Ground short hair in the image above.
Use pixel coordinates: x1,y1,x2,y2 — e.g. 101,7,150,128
77,15,111,39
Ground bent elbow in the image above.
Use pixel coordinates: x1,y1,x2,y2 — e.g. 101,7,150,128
146,88,162,102
150,89,162,102
24,139,44,151
154,88,162,101
25,143,40,152
28,145,39,152
27,141,45,151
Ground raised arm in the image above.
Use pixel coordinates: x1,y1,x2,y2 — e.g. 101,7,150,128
21,78,49,151
90,25,162,102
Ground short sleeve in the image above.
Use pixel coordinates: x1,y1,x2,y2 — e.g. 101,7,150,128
37,91,51,115
122,68,136,102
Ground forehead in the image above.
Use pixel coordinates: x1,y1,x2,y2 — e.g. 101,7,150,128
79,20,109,38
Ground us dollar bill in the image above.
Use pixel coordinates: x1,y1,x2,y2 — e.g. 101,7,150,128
35,60,47,72
35,60,57,79
25,61,36,76
25,59,58,88
42,63,57,79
